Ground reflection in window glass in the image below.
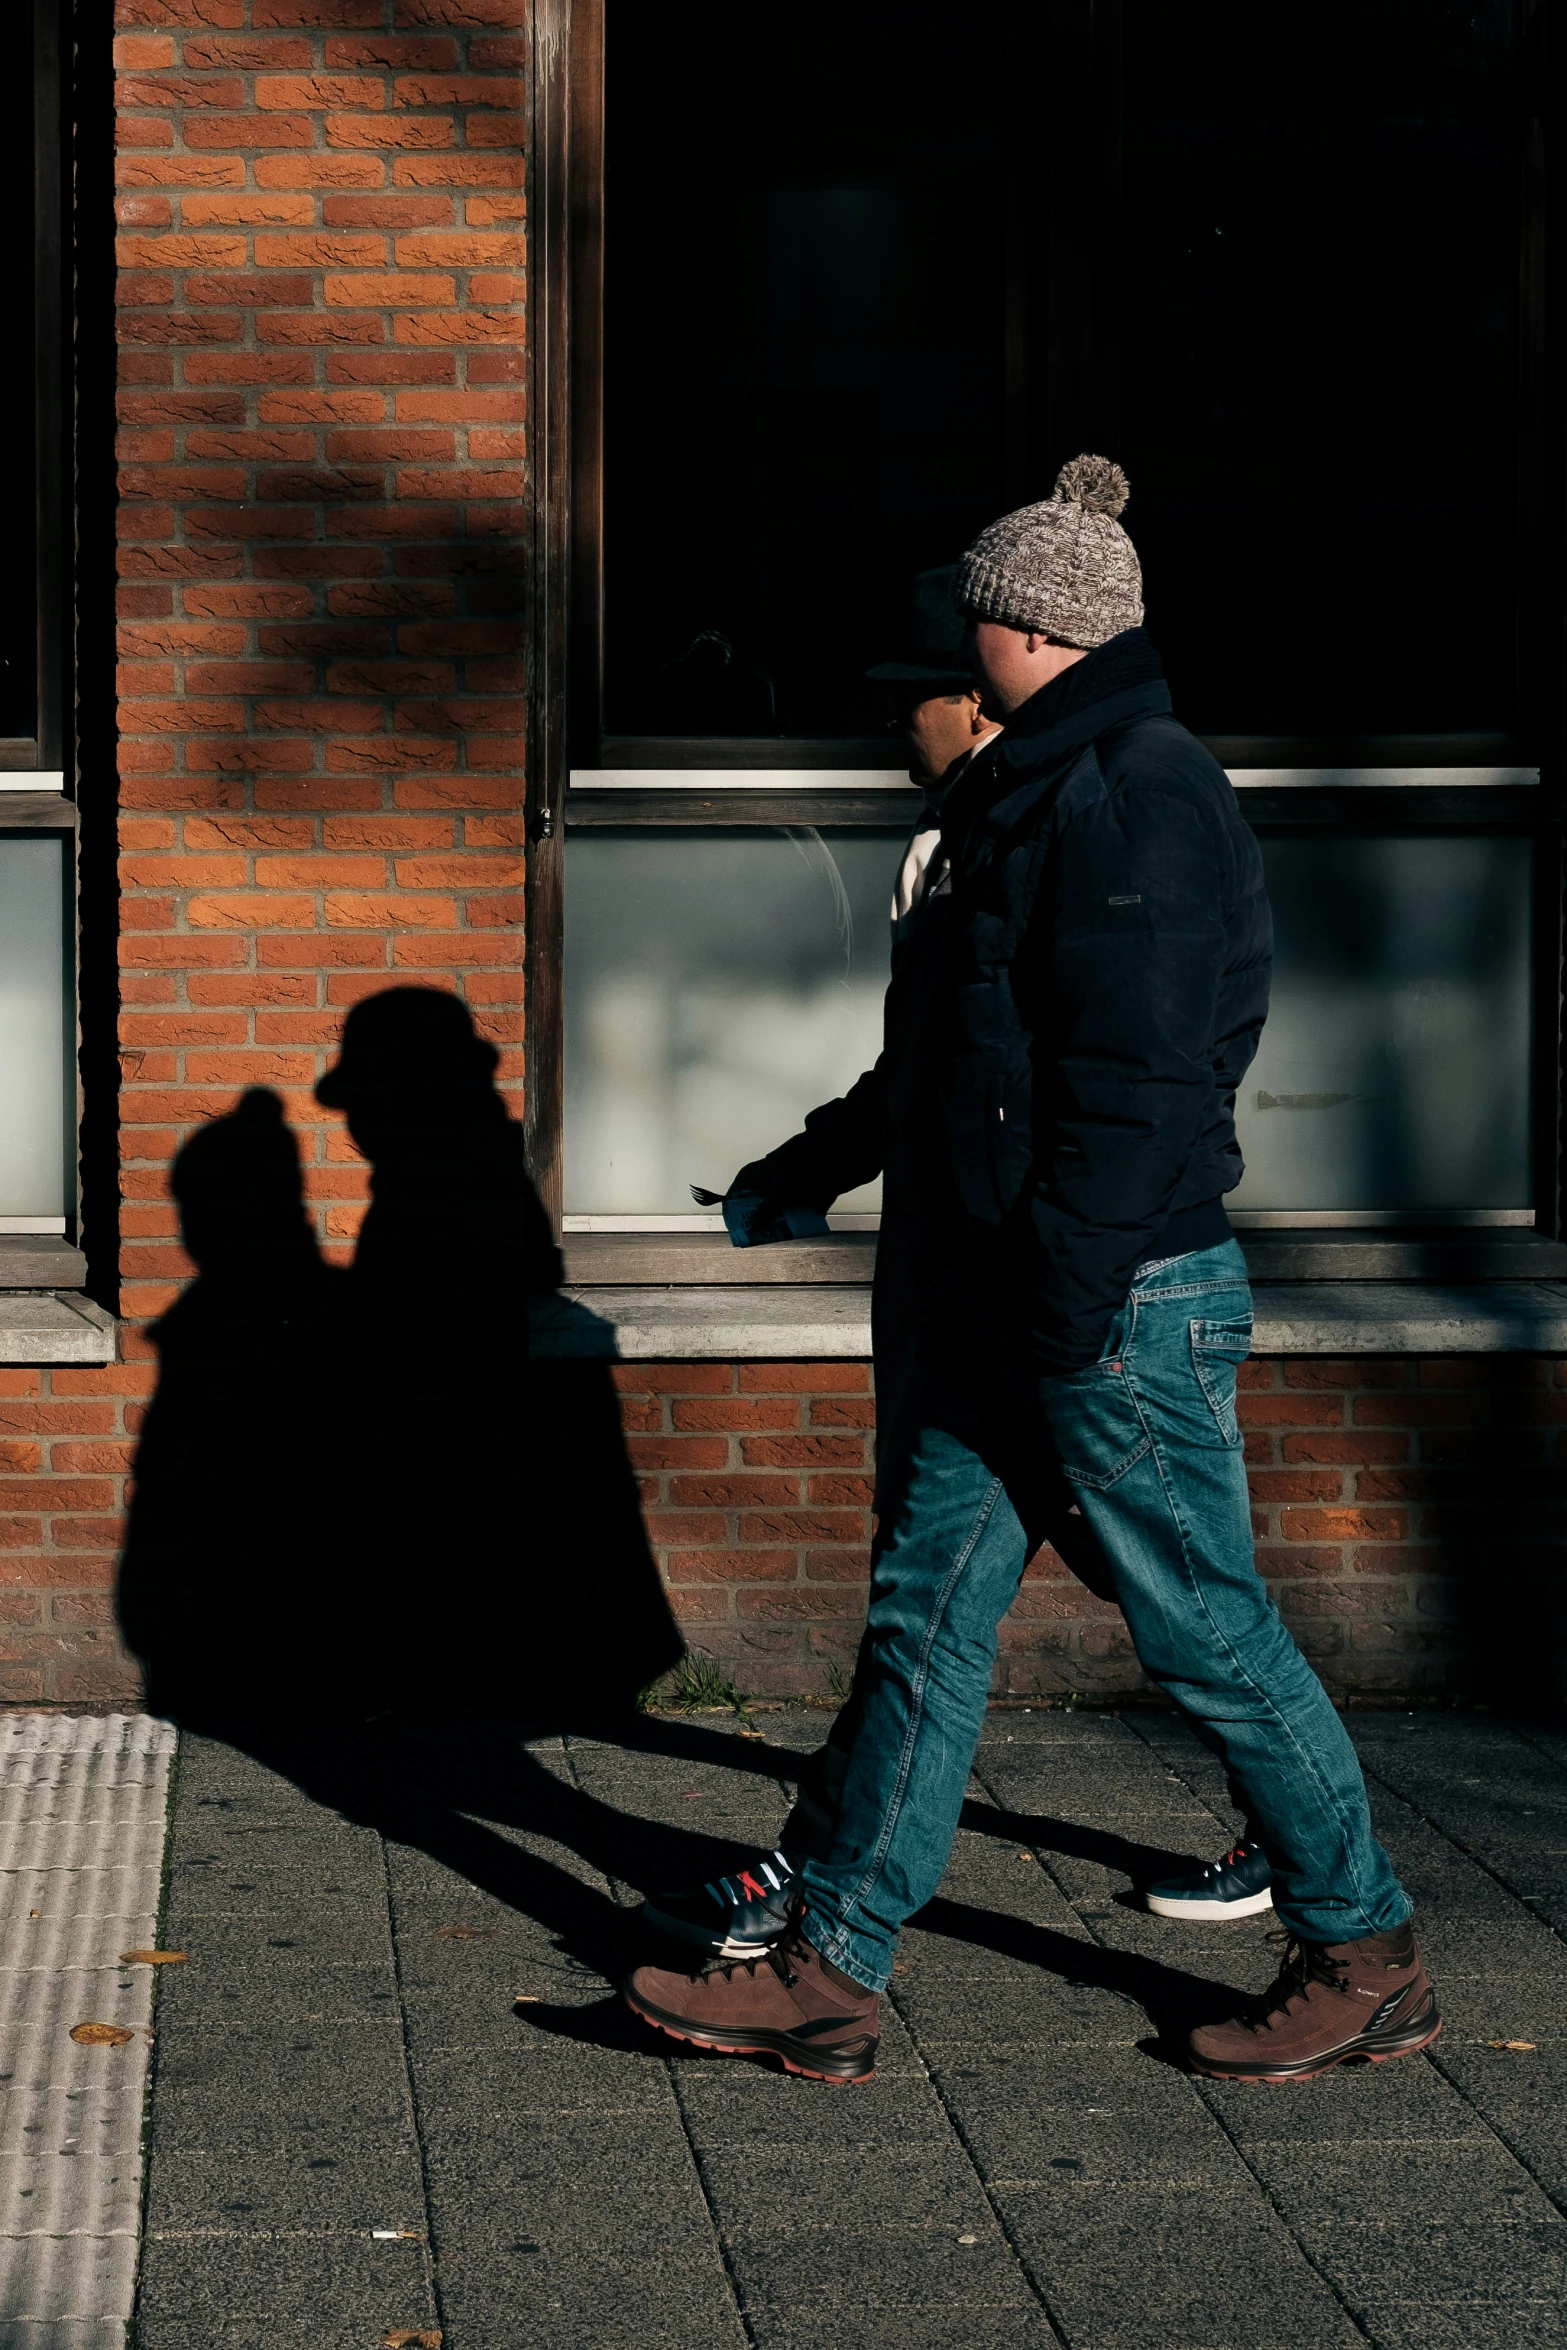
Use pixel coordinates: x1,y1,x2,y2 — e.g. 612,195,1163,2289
602,1,1013,739
0,20,37,742
0,837,68,1229
565,831,900,1216
1232,838,1531,1215
1121,1,1519,736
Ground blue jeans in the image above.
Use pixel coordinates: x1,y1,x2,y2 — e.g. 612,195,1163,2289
799,1240,1410,1990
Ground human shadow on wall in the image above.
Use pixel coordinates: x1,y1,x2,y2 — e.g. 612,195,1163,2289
117,985,682,1725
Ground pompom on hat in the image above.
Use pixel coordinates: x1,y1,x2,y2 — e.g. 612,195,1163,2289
956,454,1143,649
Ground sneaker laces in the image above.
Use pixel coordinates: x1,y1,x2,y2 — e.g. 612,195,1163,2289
690,1922,811,1991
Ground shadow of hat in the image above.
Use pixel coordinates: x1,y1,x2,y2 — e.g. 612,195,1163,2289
316,985,500,1110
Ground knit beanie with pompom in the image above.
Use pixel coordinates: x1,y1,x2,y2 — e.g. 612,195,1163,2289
956,455,1143,649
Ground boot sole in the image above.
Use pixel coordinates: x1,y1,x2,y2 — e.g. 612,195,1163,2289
623,1986,877,2084
1146,1887,1274,1921
1188,1991,1442,2084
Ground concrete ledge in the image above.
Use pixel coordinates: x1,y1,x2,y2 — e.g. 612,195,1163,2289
551,1280,1567,1361
0,1293,118,1366
0,1237,89,1289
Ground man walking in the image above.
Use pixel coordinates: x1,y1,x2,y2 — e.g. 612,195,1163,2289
626,457,1438,2086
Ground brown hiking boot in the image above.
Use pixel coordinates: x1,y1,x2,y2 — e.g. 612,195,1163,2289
1187,1920,1440,2084
624,1926,879,2084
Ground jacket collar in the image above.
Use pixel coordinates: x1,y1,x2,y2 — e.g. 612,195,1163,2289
996,627,1171,776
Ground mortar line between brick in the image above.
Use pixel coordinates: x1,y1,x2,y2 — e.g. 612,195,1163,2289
129,1726,182,2344
968,1750,1383,2350
1355,1743,1567,1955
663,2064,763,2350
880,1978,1077,2350
378,1828,446,2341
1421,2044,1567,2226
558,1734,757,2350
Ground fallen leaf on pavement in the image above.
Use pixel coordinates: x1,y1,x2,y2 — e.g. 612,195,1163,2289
70,2023,134,2047
119,1949,188,1966
433,1925,495,1942
736,1728,763,1740
1486,2039,1537,2051
382,2332,442,2347
514,1994,540,2005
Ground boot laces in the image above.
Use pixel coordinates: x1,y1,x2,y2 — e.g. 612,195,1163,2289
1254,1930,1350,2024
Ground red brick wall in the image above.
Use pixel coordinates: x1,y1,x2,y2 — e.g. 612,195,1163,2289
5,7,1559,1710
7,1349,1561,1706
0,1,533,1705
112,0,528,1327
618,1356,1567,1710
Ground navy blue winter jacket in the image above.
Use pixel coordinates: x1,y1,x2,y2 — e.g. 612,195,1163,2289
939,628,1271,1372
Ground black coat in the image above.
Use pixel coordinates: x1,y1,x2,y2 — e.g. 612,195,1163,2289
728,849,960,1503
938,628,1271,1372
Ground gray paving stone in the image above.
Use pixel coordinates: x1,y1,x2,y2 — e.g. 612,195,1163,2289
414,2037,674,2117
146,2021,415,2154
433,2241,748,2350
743,2310,1062,2350
725,2221,1033,2314
1428,2039,1567,2205
699,2140,988,2234
1252,2134,1559,2225
672,2072,952,2151
1198,2053,1490,2145
135,2234,434,2332
144,2142,429,2236
1358,2301,1567,2349
1000,2182,1366,2348
1313,2216,1567,2303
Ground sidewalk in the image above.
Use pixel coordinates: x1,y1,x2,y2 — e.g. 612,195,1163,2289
17,1707,1567,2349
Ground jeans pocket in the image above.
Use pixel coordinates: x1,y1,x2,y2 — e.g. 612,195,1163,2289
1038,1361,1150,1491
1189,1314,1253,1448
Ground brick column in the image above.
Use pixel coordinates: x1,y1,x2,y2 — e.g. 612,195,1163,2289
113,0,528,1325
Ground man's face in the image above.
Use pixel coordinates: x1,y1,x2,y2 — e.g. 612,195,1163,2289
968,618,1089,715
898,686,992,786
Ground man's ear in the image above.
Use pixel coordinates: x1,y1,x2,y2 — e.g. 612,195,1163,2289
966,686,987,732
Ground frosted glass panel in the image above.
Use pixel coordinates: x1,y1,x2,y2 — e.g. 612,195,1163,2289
0,837,68,1225
1232,837,1531,1214
566,830,900,1214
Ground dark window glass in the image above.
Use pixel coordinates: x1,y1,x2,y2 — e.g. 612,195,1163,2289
602,1,1020,740
1120,1,1521,738
0,21,37,745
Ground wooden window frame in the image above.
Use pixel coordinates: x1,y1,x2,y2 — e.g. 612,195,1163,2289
0,0,67,781
525,0,1566,1279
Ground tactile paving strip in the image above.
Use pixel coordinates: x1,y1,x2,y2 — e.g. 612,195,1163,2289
0,1715,176,2349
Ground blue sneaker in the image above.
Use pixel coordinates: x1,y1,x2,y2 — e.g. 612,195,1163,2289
1145,1839,1273,1921
640,1849,798,1958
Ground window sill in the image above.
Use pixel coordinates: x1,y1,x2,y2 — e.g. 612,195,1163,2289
541,1281,1567,1362
562,1230,1567,1288
0,1293,117,1366
0,1239,89,1288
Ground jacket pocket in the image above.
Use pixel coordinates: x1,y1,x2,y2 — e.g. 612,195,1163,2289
1189,1315,1253,1448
